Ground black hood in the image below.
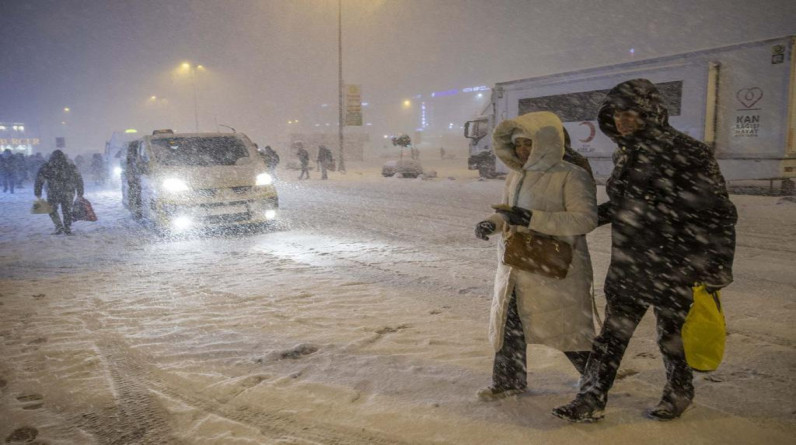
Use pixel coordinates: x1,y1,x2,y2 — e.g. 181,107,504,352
49,149,69,167
597,78,670,143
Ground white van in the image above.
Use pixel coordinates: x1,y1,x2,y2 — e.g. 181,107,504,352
122,130,278,233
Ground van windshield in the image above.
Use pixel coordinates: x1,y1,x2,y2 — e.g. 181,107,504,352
151,136,250,166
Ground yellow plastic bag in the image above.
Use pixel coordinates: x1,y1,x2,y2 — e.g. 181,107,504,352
31,199,53,214
682,284,726,372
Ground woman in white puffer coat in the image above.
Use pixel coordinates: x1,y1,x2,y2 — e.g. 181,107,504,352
474,111,598,400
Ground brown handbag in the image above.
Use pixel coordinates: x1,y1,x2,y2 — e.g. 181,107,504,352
502,231,573,279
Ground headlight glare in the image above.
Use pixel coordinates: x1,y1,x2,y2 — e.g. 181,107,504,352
162,178,189,193
256,173,273,186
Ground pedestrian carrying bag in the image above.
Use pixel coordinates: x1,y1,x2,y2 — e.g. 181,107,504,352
502,231,573,279
682,284,726,372
72,197,98,222
31,199,53,214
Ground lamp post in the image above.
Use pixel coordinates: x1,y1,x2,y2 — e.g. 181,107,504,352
180,63,204,132
337,0,346,173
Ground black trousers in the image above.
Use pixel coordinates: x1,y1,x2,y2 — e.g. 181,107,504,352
492,292,590,390
2,173,14,193
298,165,310,180
578,285,694,407
48,195,74,231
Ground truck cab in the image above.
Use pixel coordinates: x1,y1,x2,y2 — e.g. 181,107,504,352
465,116,506,178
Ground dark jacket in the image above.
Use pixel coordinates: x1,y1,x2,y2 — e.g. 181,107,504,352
34,150,84,199
297,147,310,166
0,150,15,176
597,79,736,293
260,146,280,168
317,145,333,163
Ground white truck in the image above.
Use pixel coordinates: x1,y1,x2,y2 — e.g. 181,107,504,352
466,35,796,191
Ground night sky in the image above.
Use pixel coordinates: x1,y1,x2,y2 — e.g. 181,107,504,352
1,0,794,154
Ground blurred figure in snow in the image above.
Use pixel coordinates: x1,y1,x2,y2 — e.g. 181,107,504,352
34,150,84,235
294,142,310,180
1,149,17,193
257,144,280,178
13,152,27,188
316,145,333,180
553,79,737,423
90,153,105,185
474,111,598,400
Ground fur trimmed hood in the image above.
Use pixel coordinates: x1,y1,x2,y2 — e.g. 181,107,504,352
492,111,565,172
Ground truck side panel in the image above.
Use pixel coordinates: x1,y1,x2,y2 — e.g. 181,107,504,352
492,36,795,181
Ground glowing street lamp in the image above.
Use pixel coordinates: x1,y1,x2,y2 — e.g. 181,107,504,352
178,62,206,132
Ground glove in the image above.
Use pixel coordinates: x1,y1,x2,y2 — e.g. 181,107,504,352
494,206,533,226
475,220,496,241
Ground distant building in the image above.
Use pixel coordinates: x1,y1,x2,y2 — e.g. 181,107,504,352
0,122,39,155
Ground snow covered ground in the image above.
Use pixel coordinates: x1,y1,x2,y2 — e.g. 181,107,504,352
1,159,794,444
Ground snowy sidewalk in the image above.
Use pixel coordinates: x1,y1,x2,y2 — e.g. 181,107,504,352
1,177,794,444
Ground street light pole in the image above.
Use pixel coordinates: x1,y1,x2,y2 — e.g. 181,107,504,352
191,67,199,132
337,0,346,173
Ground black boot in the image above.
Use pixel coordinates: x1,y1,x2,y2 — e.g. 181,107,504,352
646,393,692,421
552,393,605,423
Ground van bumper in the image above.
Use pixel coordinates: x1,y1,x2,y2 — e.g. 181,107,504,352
152,192,279,230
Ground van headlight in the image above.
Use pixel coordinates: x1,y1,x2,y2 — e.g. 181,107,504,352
162,178,189,193
255,173,273,186
171,216,194,231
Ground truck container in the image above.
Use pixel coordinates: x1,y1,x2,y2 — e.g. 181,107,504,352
466,35,796,190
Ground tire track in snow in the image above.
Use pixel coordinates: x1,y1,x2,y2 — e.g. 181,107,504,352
88,335,411,445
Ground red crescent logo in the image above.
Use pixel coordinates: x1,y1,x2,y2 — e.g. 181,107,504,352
578,121,596,143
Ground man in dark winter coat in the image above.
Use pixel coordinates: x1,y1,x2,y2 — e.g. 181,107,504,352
34,150,85,235
295,142,310,180
260,145,280,176
553,79,737,422
316,145,333,180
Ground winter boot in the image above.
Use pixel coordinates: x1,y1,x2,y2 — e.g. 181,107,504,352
646,394,692,421
476,386,525,401
552,394,605,423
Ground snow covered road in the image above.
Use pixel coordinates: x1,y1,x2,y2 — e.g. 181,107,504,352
1,166,794,444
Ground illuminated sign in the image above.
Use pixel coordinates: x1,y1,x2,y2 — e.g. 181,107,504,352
0,138,40,145
462,86,489,93
431,89,458,98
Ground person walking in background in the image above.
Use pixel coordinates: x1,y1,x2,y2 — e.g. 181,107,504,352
295,142,310,180
90,153,105,185
1,149,17,193
474,111,598,400
553,79,737,423
34,150,84,235
13,152,27,188
260,145,280,177
317,145,333,180
28,153,46,186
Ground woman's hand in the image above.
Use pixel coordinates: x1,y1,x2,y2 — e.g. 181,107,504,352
494,206,532,226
